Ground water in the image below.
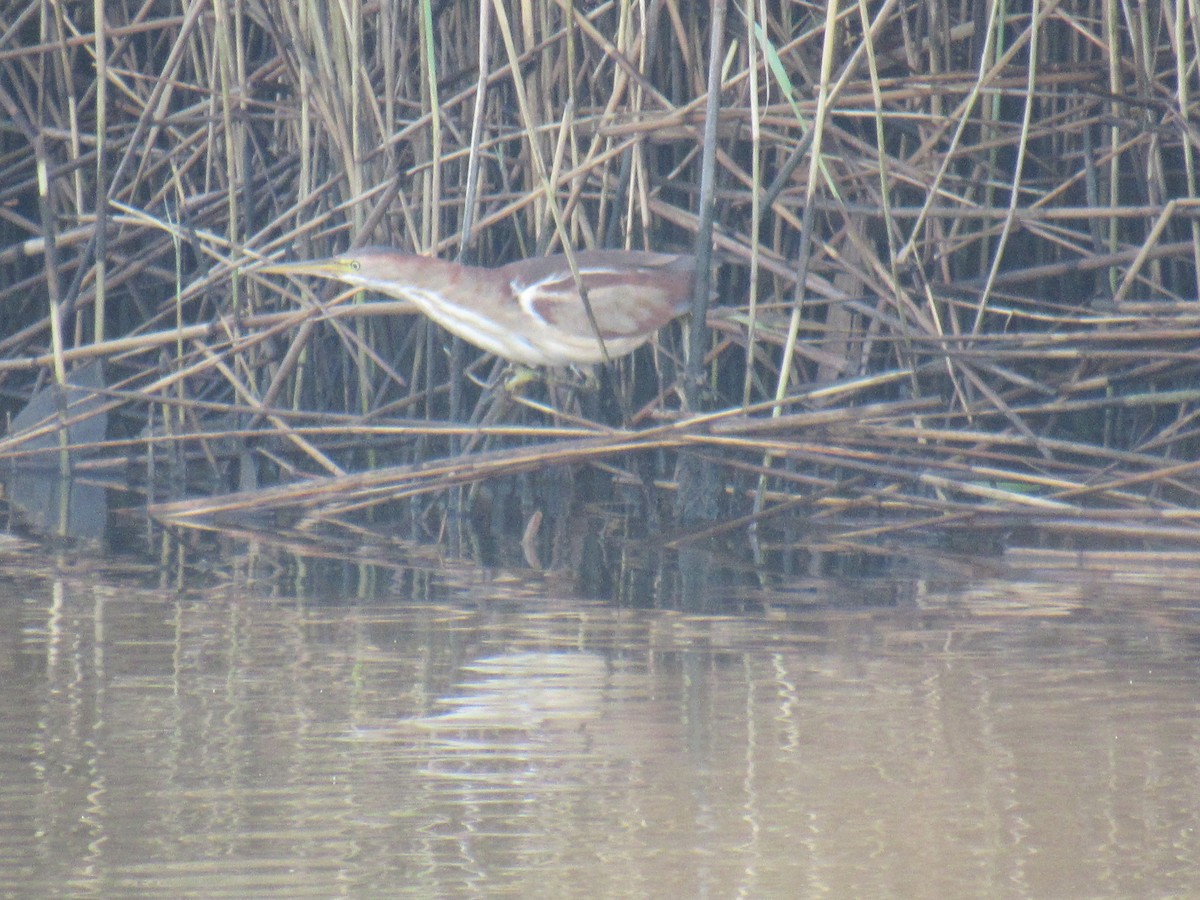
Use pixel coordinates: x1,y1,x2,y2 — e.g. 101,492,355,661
2,533,1199,897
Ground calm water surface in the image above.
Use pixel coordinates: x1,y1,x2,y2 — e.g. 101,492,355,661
2,535,1199,897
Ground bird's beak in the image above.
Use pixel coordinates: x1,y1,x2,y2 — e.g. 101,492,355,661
254,257,353,278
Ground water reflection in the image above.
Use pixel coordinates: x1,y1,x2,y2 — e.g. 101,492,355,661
2,540,1200,896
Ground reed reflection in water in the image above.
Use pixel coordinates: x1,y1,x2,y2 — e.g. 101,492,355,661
1,546,1199,896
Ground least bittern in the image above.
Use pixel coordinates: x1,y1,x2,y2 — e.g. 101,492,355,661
258,247,695,367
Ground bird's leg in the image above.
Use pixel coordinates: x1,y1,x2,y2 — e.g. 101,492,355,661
463,363,628,451
498,365,586,422
539,366,611,426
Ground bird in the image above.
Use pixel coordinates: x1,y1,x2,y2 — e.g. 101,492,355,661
257,246,696,368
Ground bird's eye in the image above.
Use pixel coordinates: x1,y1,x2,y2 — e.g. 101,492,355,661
348,259,361,272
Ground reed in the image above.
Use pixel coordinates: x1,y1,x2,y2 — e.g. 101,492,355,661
1,2,1199,552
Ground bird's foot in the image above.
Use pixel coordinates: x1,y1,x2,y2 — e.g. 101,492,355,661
502,365,542,394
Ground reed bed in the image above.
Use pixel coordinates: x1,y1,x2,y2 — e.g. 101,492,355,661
2,1,1200,555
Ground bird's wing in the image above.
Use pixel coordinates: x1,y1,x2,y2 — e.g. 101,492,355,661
506,252,695,341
